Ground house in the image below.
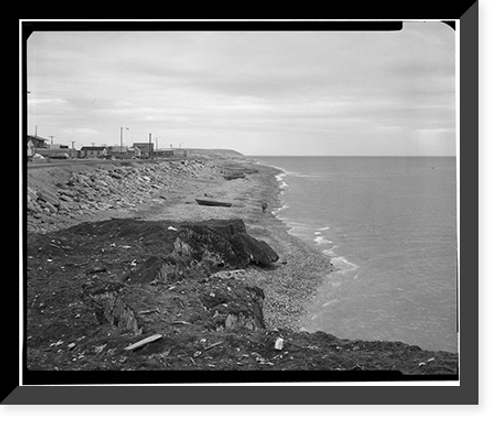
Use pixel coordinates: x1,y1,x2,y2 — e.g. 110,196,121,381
154,149,174,158
133,142,154,158
106,145,129,158
80,146,108,158
48,144,69,150
129,146,141,157
27,135,49,149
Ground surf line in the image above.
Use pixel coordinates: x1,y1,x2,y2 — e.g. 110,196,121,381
322,245,359,275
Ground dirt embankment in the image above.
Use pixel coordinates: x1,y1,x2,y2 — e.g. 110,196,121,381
24,157,458,378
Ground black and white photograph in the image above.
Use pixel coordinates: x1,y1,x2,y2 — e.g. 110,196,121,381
23,21,460,382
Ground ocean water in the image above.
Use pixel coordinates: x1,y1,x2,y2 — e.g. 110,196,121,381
253,156,458,353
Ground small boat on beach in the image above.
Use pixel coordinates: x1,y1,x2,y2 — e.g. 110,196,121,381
223,172,245,180
195,198,232,207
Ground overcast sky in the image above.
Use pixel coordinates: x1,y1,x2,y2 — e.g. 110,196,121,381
27,23,456,156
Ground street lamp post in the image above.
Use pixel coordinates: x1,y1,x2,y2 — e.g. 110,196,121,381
120,127,129,153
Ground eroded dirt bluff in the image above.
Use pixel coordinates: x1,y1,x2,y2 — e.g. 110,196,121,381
26,218,458,376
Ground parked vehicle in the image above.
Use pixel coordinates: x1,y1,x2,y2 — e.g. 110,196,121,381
49,153,70,159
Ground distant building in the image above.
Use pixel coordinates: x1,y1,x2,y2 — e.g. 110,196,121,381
80,146,107,158
27,135,48,149
129,146,141,157
133,142,154,158
48,144,69,150
155,149,174,158
106,145,129,158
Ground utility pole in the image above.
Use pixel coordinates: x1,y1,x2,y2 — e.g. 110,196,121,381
48,136,54,147
148,133,152,158
71,141,75,158
120,126,129,152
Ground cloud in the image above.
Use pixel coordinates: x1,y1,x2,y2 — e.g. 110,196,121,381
28,97,68,106
27,24,456,155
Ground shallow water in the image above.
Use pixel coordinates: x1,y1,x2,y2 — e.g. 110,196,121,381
253,156,458,353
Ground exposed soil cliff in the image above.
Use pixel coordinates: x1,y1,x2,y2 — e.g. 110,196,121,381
26,217,458,377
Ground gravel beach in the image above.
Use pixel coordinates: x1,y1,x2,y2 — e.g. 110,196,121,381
25,155,458,376
27,154,333,331
132,156,334,331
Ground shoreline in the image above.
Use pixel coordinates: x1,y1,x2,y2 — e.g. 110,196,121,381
25,154,459,374
234,159,334,331
26,154,334,332
142,156,335,331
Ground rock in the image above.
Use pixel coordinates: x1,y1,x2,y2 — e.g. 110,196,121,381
37,213,55,224
27,186,38,200
202,285,266,332
42,201,58,214
180,219,278,268
28,200,42,213
57,188,74,197
82,280,140,334
37,188,60,206
229,232,279,267
274,337,284,351
128,256,170,285
59,193,73,203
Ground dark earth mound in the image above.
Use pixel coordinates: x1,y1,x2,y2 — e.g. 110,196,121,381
25,218,458,379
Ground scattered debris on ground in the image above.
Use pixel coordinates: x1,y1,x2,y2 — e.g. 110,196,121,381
26,217,458,375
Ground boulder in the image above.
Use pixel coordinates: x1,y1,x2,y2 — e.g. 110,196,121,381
27,187,38,201
37,188,60,206
128,256,170,285
202,285,266,332
179,219,278,269
82,280,140,334
43,201,58,214
71,218,279,280
229,233,279,267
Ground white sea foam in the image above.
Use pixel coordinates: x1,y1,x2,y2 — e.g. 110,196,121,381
275,171,289,189
329,256,359,274
286,171,326,179
314,235,333,245
322,247,358,274
255,156,457,352
271,203,289,216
